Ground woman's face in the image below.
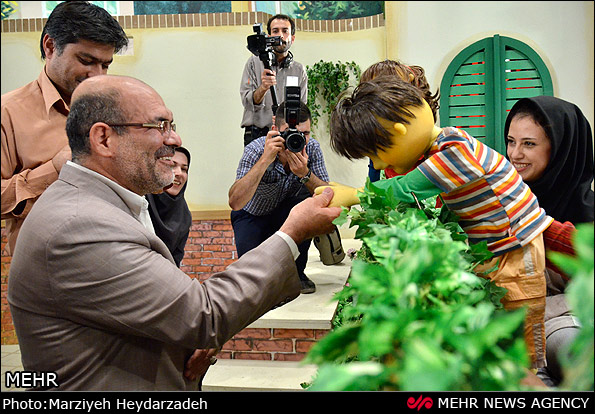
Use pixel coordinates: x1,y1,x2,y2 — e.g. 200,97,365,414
164,150,189,196
506,114,551,182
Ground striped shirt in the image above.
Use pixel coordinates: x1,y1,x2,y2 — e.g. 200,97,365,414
418,127,553,255
236,136,329,216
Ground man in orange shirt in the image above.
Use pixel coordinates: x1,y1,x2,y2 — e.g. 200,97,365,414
1,1,128,254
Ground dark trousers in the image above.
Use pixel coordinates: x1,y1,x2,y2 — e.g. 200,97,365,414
231,189,311,280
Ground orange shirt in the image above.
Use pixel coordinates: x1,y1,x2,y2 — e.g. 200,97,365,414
1,68,70,254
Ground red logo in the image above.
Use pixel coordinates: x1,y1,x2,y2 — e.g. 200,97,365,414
407,395,433,410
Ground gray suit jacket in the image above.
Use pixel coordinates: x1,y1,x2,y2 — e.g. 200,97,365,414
7,163,301,390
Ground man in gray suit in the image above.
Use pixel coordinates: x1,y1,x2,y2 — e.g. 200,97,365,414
7,74,342,390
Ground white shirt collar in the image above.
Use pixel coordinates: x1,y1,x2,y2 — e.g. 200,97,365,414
67,161,155,234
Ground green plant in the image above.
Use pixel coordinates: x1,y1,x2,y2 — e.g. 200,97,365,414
549,223,594,391
305,60,361,130
292,1,384,20
304,180,532,391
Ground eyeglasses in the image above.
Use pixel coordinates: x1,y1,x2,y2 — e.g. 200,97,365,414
107,120,176,136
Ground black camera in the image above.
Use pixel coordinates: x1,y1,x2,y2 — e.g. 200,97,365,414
281,81,306,153
247,23,282,114
246,23,281,70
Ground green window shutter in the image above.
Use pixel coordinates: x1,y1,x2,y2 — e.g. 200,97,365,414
439,35,553,154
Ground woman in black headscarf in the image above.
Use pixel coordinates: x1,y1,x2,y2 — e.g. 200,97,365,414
504,96,594,387
146,146,192,267
504,95,593,224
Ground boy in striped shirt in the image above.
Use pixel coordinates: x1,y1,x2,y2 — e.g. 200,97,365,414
318,76,552,369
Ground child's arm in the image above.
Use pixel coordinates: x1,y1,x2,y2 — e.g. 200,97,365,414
314,169,441,208
370,168,442,204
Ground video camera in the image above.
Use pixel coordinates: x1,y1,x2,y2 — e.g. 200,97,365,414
246,23,282,115
246,23,281,71
281,77,306,153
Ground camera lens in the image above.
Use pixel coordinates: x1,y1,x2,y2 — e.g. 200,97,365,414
284,130,306,152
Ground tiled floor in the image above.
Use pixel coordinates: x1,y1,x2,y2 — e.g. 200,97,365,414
1,344,24,391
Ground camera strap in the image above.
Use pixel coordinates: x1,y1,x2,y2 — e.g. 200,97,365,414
277,51,294,68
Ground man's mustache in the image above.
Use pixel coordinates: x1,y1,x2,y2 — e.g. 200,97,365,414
155,146,176,158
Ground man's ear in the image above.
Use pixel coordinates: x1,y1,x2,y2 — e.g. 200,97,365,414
393,122,408,136
88,122,117,158
42,34,56,59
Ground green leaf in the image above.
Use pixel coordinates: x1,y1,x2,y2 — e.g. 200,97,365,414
306,174,539,390
552,223,594,391
307,362,385,391
400,337,464,391
305,323,361,364
306,60,361,129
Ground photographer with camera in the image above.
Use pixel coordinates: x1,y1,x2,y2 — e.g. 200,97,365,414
229,98,329,294
240,14,307,146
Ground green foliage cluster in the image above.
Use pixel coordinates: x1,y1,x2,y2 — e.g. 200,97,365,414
550,223,594,391
292,1,384,21
305,60,361,129
305,180,532,391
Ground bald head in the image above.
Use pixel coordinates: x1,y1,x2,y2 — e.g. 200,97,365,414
66,75,164,162
72,74,157,106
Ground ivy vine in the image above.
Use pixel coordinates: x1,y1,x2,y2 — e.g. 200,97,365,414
306,60,361,129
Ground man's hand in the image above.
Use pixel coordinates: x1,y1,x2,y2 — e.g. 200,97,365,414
279,187,342,244
228,128,285,211
52,144,72,173
261,69,276,90
262,129,285,165
285,148,309,178
184,348,218,381
314,182,362,208
253,69,276,105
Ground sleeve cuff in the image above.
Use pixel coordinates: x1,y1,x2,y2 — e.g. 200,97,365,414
275,230,300,260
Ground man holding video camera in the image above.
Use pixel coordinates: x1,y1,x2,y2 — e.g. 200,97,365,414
240,14,307,146
229,100,329,294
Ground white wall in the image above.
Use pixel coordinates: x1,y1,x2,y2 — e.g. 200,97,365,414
1,24,385,210
2,1,593,209
394,1,594,130
105,25,385,208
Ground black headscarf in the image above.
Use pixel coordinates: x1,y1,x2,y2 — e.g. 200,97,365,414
504,96,594,224
146,146,193,267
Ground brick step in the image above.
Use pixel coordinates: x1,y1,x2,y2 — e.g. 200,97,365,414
207,238,360,390
247,238,360,330
217,238,360,361
201,359,317,391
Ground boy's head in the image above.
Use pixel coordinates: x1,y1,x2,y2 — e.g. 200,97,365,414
360,60,440,122
330,76,437,173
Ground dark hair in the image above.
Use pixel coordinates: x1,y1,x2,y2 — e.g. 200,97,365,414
267,14,295,36
275,101,311,128
505,98,551,143
40,1,128,59
66,89,128,162
175,146,191,167
361,60,440,122
330,76,424,160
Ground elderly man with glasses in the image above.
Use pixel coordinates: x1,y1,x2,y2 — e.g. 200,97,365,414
7,74,342,390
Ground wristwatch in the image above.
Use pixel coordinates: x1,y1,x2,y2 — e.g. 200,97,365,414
299,169,311,184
